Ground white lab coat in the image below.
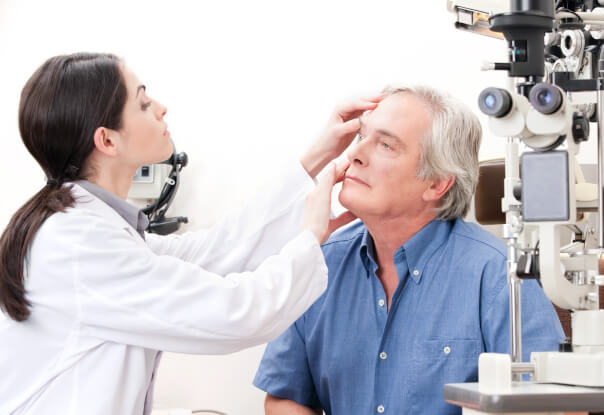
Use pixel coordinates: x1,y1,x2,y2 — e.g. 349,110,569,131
0,162,328,415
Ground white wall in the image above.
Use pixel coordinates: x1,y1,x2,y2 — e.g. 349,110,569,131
0,1,598,414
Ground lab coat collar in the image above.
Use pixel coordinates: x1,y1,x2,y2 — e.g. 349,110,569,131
74,180,148,239
69,183,147,242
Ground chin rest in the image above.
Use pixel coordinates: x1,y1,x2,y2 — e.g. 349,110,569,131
475,159,506,225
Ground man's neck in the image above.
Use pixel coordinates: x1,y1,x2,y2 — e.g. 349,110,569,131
363,211,437,310
364,212,437,270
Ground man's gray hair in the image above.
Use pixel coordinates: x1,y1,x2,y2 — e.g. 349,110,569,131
383,86,482,220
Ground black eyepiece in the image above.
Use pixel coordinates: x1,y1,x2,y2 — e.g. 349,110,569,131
529,83,563,114
478,88,513,118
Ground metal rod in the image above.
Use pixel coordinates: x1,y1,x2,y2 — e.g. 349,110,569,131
598,86,604,248
509,271,523,382
504,135,523,381
511,362,535,375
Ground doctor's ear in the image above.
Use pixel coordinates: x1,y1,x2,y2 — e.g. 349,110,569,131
92,127,119,157
422,175,455,202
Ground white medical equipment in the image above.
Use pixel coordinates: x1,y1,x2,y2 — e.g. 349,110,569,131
446,0,604,413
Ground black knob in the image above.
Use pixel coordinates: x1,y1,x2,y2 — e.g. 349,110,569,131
572,112,590,143
559,340,573,353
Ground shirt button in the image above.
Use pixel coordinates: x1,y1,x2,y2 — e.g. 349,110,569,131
377,405,385,413
413,269,419,276
379,351,388,360
378,299,385,307
444,346,451,355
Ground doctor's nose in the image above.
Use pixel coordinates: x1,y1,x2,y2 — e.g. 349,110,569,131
156,102,167,119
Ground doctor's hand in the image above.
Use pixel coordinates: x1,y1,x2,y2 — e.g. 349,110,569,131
302,160,357,245
300,95,383,179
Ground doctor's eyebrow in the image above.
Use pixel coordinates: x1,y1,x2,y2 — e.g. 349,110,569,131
136,85,146,97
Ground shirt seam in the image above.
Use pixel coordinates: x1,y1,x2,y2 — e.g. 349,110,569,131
320,229,365,248
451,230,507,258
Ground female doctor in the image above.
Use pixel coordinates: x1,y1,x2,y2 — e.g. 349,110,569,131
0,53,378,414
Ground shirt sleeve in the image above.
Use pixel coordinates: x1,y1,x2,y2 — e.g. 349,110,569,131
69,210,328,355
481,262,566,360
253,316,321,408
144,159,314,276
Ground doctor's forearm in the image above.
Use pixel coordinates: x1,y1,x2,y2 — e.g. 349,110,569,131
265,394,322,415
300,148,330,179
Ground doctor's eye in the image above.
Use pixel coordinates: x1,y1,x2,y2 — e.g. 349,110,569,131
141,101,152,111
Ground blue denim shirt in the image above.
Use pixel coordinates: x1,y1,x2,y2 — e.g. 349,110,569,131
254,219,565,414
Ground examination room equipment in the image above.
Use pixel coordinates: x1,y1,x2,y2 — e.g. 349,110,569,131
129,143,189,235
446,0,604,413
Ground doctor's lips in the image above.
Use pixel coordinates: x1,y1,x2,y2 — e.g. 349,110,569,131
344,175,369,187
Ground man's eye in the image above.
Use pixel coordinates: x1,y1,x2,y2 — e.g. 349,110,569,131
357,134,365,141
381,142,391,150
141,101,152,110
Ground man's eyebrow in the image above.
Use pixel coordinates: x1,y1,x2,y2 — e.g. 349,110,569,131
136,85,146,97
376,128,402,144
359,114,405,148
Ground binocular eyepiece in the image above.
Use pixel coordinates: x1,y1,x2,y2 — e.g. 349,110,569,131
478,84,564,118
528,83,563,115
478,88,512,118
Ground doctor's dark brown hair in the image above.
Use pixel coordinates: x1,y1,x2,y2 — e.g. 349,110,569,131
0,53,127,321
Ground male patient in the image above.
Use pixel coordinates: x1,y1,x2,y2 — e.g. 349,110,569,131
253,86,565,414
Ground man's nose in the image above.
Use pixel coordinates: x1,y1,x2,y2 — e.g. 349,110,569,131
347,140,369,166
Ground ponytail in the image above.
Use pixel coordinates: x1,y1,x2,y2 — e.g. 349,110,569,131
0,52,126,321
0,184,75,321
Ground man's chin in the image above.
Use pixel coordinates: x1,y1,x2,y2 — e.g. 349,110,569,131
339,192,365,219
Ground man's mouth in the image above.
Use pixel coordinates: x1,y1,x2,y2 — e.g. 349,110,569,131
344,175,369,187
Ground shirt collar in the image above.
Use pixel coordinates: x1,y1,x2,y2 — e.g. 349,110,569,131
359,219,453,284
75,180,149,239
359,229,378,274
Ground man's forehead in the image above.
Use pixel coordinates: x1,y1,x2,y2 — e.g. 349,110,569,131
361,94,424,127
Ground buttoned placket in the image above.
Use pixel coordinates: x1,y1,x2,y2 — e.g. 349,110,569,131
371,251,410,414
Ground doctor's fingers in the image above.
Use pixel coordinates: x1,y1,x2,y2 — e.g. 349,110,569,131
302,164,336,243
333,96,383,122
305,163,336,212
330,118,361,143
314,162,337,196
334,159,351,184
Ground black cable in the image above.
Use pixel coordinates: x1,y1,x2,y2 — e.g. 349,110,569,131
534,240,542,288
141,147,188,234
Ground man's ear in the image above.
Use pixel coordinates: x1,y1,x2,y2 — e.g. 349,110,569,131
92,127,119,157
423,175,455,202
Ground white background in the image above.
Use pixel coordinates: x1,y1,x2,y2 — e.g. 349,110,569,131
0,1,597,414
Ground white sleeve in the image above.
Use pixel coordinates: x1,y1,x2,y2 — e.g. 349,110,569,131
73,214,328,355
145,159,314,275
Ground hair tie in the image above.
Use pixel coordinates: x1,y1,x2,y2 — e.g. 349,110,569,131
46,178,59,186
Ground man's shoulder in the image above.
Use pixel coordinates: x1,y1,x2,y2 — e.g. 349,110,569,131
450,219,506,259
321,220,366,251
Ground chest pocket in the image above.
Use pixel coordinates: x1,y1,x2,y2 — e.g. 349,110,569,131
408,339,481,414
